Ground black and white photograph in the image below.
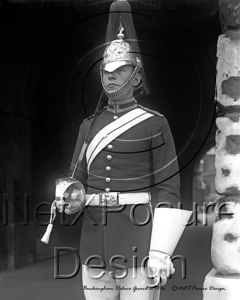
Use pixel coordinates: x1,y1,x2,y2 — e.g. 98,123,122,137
1,0,239,299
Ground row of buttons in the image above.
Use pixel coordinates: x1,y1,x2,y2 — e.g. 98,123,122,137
105,115,118,192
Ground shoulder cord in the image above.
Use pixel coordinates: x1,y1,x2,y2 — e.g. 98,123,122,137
71,91,104,179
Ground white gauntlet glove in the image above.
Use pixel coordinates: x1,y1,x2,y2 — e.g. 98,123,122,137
149,208,192,286
148,250,175,286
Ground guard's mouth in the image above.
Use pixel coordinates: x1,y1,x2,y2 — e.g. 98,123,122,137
107,83,118,87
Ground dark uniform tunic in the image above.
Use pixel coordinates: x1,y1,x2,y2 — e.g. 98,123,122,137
69,97,180,271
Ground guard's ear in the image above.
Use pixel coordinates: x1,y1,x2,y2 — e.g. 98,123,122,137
133,73,142,86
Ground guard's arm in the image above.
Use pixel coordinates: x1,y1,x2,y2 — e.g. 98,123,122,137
149,116,187,285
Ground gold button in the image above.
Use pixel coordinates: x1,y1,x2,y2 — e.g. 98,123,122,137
107,155,112,161
105,178,111,183
107,144,113,150
113,116,118,120
105,193,110,199
105,188,110,192
106,166,111,172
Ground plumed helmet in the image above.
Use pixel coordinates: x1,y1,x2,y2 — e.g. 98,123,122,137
101,25,140,72
100,0,150,98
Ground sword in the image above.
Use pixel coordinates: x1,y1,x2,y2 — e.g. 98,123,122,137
41,91,105,244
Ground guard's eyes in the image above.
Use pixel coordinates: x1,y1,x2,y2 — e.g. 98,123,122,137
118,67,126,72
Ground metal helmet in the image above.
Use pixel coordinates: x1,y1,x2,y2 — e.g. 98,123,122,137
100,24,142,98
100,0,149,98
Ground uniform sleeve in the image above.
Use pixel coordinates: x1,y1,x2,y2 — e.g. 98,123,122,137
151,116,180,208
68,122,88,186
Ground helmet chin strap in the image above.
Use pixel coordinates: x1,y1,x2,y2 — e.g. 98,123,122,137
100,59,142,99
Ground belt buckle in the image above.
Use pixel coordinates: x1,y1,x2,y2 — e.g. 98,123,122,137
99,192,119,206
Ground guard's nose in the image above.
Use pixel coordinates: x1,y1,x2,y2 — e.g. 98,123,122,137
108,72,115,80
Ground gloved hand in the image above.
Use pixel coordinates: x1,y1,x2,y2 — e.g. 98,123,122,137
148,250,175,286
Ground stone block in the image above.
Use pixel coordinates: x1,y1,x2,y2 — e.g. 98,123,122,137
215,117,240,194
203,268,240,300
216,35,240,107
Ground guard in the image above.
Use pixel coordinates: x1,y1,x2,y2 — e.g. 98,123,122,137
56,1,181,299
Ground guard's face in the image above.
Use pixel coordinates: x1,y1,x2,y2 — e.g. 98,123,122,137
102,65,134,91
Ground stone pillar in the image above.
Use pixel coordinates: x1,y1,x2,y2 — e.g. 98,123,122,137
203,1,240,299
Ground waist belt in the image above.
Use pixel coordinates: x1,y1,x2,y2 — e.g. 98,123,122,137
86,192,151,207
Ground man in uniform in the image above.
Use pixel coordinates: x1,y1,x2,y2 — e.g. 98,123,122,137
62,1,180,299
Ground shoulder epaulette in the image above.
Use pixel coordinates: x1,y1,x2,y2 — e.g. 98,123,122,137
83,106,107,122
138,104,164,117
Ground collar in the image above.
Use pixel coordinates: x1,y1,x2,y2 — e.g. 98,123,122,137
107,97,138,113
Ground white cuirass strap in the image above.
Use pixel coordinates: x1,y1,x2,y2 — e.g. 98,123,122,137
86,108,153,171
